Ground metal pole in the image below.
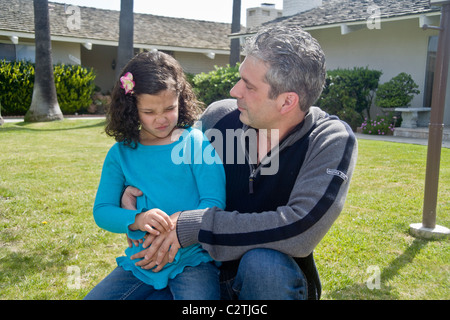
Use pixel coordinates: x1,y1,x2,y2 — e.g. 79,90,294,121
412,2,450,239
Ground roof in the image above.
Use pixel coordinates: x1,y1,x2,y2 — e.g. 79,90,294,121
244,0,441,34
0,0,232,52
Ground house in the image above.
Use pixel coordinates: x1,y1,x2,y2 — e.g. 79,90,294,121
0,0,233,93
238,0,450,129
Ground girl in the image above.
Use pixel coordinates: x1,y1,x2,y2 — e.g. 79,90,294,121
84,51,225,300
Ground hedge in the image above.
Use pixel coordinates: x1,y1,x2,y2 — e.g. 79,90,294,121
191,64,383,131
192,64,240,107
0,60,96,116
317,67,382,130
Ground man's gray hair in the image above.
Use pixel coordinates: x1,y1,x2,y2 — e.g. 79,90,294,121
244,26,326,112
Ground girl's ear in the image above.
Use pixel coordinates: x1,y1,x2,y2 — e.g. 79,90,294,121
278,92,300,115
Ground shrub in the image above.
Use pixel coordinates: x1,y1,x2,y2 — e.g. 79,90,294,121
0,60,96,115
192,64,240,107
375,72,420,108
360,115,395,135
317,67,382,131
54,64,97,114
0,60,35,115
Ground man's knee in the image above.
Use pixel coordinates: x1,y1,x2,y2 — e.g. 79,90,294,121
234,249,308,299
239,248,291,272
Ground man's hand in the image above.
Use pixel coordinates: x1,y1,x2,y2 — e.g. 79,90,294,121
130,212,181,272
121,186,143,210
127,236,142,248
131,230,180,272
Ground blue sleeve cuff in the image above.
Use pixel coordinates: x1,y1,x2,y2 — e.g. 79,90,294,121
126,208,147,240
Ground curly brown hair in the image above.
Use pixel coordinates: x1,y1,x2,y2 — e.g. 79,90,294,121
105,51,203,148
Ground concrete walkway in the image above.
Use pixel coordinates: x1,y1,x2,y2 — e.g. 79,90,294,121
2,115,105,123
355,132,450,149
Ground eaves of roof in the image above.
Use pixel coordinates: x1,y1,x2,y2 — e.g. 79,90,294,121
232,0,442,37
0,0,233,53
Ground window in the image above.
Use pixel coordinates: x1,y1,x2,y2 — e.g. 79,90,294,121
0,43,35,62
423,36,438,108
0,43,16,62
16,45,35,62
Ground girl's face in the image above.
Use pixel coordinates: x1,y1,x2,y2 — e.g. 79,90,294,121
136,89,179,145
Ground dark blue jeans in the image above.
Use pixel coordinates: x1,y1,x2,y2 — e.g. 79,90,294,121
83,262,220,300
220,248,308,300
84,249,307,300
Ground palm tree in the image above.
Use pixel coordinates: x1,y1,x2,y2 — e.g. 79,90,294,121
0,102,4,126
25,0,63,122
229,0,241,66
116,0,134,80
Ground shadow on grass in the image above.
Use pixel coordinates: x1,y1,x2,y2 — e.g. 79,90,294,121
0,119,106,132
328,238,428,299
0,246,71,297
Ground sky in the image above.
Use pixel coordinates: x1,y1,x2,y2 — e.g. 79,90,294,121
60,0,284,24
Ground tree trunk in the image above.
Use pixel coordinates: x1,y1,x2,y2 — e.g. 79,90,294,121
115,0,134,80
229,0,241,66
25,0,63,122
0,104,4,126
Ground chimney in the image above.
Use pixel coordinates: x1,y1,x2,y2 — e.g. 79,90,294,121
283,0,322,16
246,3,282,28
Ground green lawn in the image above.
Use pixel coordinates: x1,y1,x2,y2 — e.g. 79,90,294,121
0,119,449,300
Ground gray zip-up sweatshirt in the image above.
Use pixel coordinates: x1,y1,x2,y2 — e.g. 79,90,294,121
177,99,358,262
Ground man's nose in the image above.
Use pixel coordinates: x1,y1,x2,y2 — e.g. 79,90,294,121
230,80,243,98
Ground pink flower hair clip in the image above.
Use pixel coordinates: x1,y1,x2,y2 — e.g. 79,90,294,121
120,72,135,95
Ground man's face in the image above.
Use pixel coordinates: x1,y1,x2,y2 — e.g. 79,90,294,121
230,56,279,129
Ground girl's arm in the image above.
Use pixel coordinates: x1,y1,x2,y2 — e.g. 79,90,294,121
93,144,144,239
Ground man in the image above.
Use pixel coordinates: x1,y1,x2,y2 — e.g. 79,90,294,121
123,26,358,300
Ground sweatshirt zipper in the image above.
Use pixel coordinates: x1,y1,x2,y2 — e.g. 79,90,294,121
243,125,291,195
249,167,256,194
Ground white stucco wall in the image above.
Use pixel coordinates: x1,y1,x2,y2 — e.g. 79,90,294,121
80,45,232,93
308,18,449,125
52,41,81,65
310,19,436,107
174,51,230,75
80,44,116,93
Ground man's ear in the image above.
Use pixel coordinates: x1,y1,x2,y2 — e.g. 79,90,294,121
278,92,300,115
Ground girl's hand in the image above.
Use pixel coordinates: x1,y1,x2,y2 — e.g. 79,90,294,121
129,208,174,236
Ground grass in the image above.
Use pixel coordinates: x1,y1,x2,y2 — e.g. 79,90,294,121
0,119,449,300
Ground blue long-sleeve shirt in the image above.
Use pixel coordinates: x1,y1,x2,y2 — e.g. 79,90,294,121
93,127,226,289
